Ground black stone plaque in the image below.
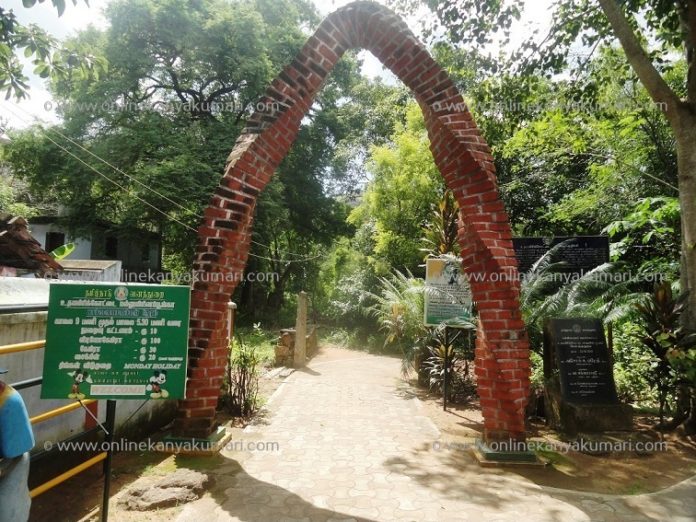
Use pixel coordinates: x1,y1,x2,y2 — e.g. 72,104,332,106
544,318,618,404
513,236,609,275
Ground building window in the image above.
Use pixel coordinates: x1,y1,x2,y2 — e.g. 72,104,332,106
105,236,118,258
45,231,65,253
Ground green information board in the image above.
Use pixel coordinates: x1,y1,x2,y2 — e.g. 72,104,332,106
41,283,191,400
424,258,473,327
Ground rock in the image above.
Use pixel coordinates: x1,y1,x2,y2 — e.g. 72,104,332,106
157,469,209,491
120,487,198,511
118,469,211,511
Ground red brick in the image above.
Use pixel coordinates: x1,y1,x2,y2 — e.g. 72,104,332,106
181,1,529,442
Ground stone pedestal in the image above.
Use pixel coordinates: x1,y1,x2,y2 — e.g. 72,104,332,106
545,385,633,436
293,291,307,368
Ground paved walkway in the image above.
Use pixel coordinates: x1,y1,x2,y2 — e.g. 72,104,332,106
175,347,696,522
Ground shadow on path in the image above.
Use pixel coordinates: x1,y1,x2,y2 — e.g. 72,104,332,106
181,456,378,522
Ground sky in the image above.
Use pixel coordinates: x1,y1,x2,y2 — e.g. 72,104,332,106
0,0,554,131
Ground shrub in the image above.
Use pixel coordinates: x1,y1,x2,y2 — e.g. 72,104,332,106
611,322,657,405
368,269,429,374
422,326,476,402
223,338,261,417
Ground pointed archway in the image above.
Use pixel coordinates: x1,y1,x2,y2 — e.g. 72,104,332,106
177,1,530,442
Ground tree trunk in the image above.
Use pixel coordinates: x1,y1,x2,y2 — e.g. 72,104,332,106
674,110,696,331
674,110,696,433
684,388,696,435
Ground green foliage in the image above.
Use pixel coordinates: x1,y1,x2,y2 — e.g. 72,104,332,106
349,103,444,274
368,269,428,371
0,1,105,99
421,189,460,258
231,324,276,366
396,0,686,81
4,0,368,323
422,325,476,401
223,336,261,417
611,322,658,405
315,237,376,324
389,0,523,51
633,282,696,424
604,197,680,278
520,241,646,351
634,282,694,367
528,350,545,393
499,71,677,237
321,327,386,354
0,177,38,218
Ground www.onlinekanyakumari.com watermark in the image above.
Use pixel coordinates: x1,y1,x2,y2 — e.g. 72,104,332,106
43,437,280,453
432,439,668,454
42,99,282,116
50,268,280,285
448,269,667,285
431,98,669,115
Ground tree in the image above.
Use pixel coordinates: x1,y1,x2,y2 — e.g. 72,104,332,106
349,103,445,275
394,0,696,327
0,173,38,218
3,0,371,322
393,0,696,430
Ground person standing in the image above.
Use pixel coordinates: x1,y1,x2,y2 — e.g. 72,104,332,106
0,367,35,522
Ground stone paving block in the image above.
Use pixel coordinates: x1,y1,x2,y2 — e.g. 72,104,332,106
175,347,696,522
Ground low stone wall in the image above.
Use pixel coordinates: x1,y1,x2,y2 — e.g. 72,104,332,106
275,325,318,367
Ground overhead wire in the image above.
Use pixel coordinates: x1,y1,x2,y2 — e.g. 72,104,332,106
5,100,323,259
1,101,325,264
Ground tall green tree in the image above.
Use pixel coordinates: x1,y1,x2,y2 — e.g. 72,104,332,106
348,103,445,275
393,0,696,431
393,0,696,334
3,0,362,321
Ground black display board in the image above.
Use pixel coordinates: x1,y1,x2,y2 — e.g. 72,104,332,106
513,236,609,275
543,318,618,404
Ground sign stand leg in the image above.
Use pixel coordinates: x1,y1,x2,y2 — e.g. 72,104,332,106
101,400,117,522
443,327,449,411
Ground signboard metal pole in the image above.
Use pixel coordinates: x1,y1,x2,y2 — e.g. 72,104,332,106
443,327,449,411
101,399,117,522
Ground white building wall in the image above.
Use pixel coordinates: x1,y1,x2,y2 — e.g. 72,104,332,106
28,223,92,259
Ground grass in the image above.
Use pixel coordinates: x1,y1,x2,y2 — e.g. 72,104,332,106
625,482,648,495
535,448,579,474
233,324,277,366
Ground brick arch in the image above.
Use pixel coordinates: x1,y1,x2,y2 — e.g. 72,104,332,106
178,1,530,442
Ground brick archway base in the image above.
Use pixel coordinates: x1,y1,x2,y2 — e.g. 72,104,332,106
177,1,530,442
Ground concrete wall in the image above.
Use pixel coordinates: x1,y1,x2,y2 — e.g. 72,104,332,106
58,260,123,282
0,310,175,448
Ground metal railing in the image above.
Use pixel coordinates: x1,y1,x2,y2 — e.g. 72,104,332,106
0,340,107,498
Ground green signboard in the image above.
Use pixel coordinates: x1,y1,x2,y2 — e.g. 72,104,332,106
424,258,473,327
41,283,191,400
